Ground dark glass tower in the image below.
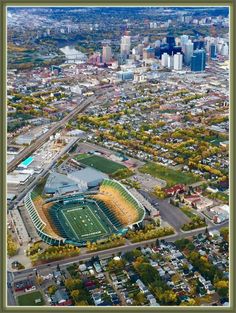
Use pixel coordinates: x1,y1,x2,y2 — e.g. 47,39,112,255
191,49,206,72
210,44,217,59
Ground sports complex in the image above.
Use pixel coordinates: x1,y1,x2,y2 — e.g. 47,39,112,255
24,179,145,246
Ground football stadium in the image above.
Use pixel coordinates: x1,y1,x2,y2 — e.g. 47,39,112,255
24,179,145,246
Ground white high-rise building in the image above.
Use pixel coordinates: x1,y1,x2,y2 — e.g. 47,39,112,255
102,45,112,63
180,35,189,47
161,53,169,67
155,40,161,48
184,40,194,65
221,43,229,56
120,35,131,56
173,53,183,70
167,55,174,68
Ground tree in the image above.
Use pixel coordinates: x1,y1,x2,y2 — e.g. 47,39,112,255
160,290,178,305
7,234,18,257
48,285,57,295
64,278,82,291
133,292,146,305
36,275,44,285
71,290,80,303
214,280,229,299
75,300,89,306
220,227,229,242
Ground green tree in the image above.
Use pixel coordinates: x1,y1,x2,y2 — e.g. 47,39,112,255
71,289,80,302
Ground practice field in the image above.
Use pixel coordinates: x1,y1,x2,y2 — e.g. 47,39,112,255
57,202,111,242
76,155,126,174
17,291,45,306
139,162,201,187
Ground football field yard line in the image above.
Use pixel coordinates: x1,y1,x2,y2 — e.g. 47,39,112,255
86,205,108,235
62,205,108,240
61,210,80,241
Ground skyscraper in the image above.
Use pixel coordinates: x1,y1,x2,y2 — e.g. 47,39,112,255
184,40,194,65
221,43,229,56
166,36,175,48
210,44,217,59
193,40,205,50
173,53,183,70
191,49,206,72
161,53,169,67
167,55,174,68
180,35,189,47
120,35,131,57
102,45,112,63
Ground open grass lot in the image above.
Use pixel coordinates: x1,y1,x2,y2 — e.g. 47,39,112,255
139,162,200,187
77,155,126,174
179,206,196,219
17,291,45,306
74,153,89,160
58,203,110,241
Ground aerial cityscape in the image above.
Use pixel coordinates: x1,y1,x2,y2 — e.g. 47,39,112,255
7,6,229,307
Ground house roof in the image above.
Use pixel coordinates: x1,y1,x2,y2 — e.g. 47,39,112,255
52,289,69,303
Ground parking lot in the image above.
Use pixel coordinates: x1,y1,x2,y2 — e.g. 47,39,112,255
131,172,167,190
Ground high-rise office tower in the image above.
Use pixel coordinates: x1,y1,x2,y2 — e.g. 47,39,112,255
173,52,183,70
120,35,131,57
180,35,189,47
173,46,182,54
221,43,229,56
102,45,112,63
193,40,205,50
166,36,175,47
167,55,174,68
210,44,217,59
191,49,206,72
161,52,169,67
184,40,194,65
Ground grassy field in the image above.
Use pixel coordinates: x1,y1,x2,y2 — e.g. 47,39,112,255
139,162,200,187
17,291,45,306
58,203,110,242
77,155,126,174
74,153,88,160
179,206,196,219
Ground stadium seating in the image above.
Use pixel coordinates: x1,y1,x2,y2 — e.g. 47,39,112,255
24,179,145,246
95,179,145,227
24,193,65,246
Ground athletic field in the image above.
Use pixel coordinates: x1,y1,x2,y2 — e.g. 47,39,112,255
57,202,111,242
76,154,126,174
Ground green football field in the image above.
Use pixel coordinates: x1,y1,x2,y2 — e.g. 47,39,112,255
76,155,126,174
59,204,110,241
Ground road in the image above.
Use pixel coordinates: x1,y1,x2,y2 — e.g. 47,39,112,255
8,138,79,210
11,219,228,279
7,219,228,306
7,95,97,173
7,271,16,306
139,190,215,231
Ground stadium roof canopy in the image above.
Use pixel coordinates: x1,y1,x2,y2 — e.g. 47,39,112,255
68,167,108,186
44,172,85,194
